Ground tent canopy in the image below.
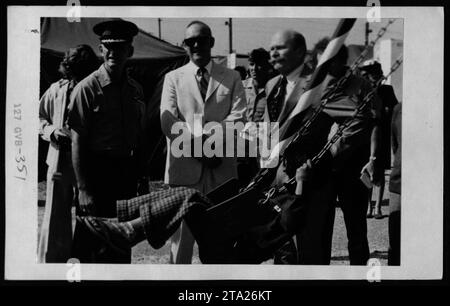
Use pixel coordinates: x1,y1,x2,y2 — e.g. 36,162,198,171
41,17,186,59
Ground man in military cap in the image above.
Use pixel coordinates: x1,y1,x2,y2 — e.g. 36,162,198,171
68,19,146,263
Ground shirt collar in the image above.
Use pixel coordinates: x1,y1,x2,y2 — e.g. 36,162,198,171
247,77,265,94
188,60,212,76
285,63,304,84
96,64,112,87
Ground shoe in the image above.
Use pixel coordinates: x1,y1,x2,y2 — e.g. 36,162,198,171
77,216,132,256
366,211,374,218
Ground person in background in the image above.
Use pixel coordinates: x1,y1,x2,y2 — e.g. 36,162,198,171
38,44,99,263
160,20,246,264
238,48,274,188
359,60,399,219
388,103,401,265
243,47,275,122
312,37,383,265
68,19,147,263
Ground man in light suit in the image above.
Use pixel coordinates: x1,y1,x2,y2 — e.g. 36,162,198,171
160,20,246,264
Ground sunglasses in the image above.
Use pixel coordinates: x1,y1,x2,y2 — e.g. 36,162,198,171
183,36,211,48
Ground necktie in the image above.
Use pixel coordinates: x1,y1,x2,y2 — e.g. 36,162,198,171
197,67,209,102
268,76,287,122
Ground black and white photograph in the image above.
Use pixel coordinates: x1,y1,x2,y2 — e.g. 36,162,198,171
4,5,444,281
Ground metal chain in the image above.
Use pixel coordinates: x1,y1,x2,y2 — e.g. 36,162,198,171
244,19,397,193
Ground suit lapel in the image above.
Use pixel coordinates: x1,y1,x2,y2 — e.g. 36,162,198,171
266,76,281,101
205,62,225,102
262,76,282,122
183,65,204,106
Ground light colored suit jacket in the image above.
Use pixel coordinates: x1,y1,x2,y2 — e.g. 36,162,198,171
160,61,246,187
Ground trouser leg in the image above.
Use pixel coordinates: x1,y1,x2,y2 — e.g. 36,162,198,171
170,221,195,264
83,154,136,263
388,192,401,265
169,184,197,264
338,173,370,265
297,177,336,265
168,170,215,264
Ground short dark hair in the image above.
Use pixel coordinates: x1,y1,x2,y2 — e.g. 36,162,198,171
59,44,99,80
313,37,330,55
186,20,212,36
234,66,247,80
248,48,270,65
313,37,348,64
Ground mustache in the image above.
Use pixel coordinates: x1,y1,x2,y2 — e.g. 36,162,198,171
269,58,279,65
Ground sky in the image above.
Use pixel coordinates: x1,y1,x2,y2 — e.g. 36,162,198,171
124,17,404,56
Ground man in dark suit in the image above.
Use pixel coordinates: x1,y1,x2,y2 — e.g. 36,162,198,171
314,39,383,265
253,30,334,264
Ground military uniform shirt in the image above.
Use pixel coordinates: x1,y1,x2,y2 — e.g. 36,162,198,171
68,64,145,155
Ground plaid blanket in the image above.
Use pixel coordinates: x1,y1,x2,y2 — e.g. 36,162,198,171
116,186,213,249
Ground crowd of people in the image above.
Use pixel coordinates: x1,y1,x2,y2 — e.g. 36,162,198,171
38,19,401,266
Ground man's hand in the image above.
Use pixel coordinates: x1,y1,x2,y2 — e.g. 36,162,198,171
295,159,313,182
241,123,259,141
361,158,382,186
78,189,95,216
51,128,71,147
295,159,313,195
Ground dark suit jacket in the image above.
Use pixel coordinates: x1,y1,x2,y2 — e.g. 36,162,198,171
231,69,337,263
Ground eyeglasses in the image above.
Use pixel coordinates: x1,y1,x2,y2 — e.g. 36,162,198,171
183,36,211,48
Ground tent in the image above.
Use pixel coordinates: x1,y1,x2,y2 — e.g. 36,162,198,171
39,18,189,181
